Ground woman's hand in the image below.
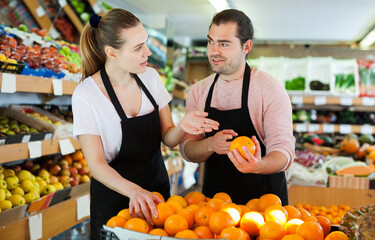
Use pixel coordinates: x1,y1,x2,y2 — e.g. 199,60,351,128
227,136,264,173
178,111,219,135
128,187,164,226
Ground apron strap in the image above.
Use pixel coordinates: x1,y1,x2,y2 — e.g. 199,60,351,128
100,67,128,120
205,73,220,110
133,74,158,109
241,63,251,109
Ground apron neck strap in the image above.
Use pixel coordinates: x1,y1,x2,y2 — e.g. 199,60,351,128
205,63,251,110
133,74,158,109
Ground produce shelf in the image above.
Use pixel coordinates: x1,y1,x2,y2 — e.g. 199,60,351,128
0,137,80,163
62,4,84,33
290,95,375,107
0,73,78,95
0,195,89,240
21,0,53,30
292,123,375,134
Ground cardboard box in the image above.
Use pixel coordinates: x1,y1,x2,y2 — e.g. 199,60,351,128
49,187,72,207
328,175,370,189
0,204,28,226
9,105,73,139
70,182,90,198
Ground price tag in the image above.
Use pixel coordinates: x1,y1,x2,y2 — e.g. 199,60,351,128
44,133,53,140
35,6,46,17
52,79,63,96
28,141,42,159
362,97,375,106
340,97,353,106
291,96,303,105
76,194,90,220
29,213,42,240
164,160,169,171
322,124,335,133
92,3,101,14
339,124,352,134
295,123,307,132
361,125,373,135
22,135,31,143
314,96,326,105
48,27,60,39
1,73,17,93
59,138,75,155
58,0,67,8
308,124,320,132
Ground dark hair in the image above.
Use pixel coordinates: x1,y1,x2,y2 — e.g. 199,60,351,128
210,9,254,45
80,9,140,81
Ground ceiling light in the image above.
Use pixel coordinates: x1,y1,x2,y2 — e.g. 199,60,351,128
208,0,230,12
359,30,375,49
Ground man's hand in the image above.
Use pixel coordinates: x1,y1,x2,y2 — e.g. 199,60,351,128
208,129,238,155
227,136,265,173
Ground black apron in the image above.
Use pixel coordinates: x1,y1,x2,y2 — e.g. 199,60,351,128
202,63,288,205
90,67,170,239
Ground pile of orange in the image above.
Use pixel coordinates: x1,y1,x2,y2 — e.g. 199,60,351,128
105,192,350,240
294,203,350,225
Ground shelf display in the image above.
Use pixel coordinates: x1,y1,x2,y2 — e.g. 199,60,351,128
0,0,39,31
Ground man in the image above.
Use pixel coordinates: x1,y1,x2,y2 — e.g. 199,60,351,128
180,9,295,205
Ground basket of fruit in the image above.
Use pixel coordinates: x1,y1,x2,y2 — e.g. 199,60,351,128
0,57,25,74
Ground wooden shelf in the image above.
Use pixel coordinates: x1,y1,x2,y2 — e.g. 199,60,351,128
87,0,104,15
62,4,84,33
290,95,375,107
0,196,89,240
0,137,80,163
0,73,78,95
293,123,375,134
21,0,53,30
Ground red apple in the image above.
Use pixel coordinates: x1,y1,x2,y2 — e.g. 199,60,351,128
49,164,61,176
22,160,34,171
79,166,90,175
60,175,70,184
73,162,82,170
69,167,78,176
60,169,70,177
49,175,59,184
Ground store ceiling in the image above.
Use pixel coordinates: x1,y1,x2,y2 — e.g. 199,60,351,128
105,0,375,46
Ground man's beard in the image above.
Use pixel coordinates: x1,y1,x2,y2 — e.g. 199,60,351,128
209,58,242,75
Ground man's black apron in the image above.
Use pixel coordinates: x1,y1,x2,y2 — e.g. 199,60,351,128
202,63,288,205
90,67,170,239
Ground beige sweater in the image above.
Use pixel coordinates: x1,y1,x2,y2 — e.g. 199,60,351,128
180,68,295,171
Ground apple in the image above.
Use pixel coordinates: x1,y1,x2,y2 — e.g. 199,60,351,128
69,179,79,187
69,167,78,176
42,184,56,195
60,169,70,177
73,162,82,170
31,164,41,174
49,176,59,184
59,175,70,184
12,165,21,173
79,166,90,175
49,164,61,176
80,175,90,183
22,160,33,171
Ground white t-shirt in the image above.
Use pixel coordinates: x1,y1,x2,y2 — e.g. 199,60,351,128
72,67,172,162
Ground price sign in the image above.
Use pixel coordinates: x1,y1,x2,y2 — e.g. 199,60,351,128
36,6,46,17
92,3,101,14
362,97,375,106
322,124,335,133
291,96,303,105
29,214,42,240
314,96,326,105
308,124,320,132
52,79,63,96
339,124,352,134
59,139,75,155
22,135,31,143
77,194,90,220
340,97,353,106
58,0,67,8
28,141,42,159
361,125,373,135
1,73,16,93
48,27,60,39
295,124,307,132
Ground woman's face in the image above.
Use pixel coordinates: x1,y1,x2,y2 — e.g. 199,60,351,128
113,23,152,74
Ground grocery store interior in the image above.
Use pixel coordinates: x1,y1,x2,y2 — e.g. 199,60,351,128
1,0,375,239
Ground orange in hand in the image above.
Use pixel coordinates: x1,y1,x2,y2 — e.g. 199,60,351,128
230,136,256,159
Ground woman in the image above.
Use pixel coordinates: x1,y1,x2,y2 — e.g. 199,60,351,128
72,9,218,239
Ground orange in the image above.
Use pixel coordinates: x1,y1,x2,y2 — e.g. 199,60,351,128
124,217,149,233
184,191,206,205
264,205,288,225
230,136,256,159
258,194,282,212
175,229,199,238
186,204,200,214
237,227,251,240
164,214,189,236
194,225,214,238
64,155,73,165
209,211,235,235
152,191,165,202
106,216,127,228
220,226,248,240
168,195,187,208
177,208,195,229
325,231,350,240
238,205,251,215
296,221,324,240
240,211,265,236
284,205,301,220
259,220,285,240
166,200,183,213
117,208,132,221
315,215,331,236
72,150,84,161
221,203,242,226
302,215,318,222
194,206,216,226
297,207,311,218
246,198,259,211
281,234,304,240
213,192,232,203
207,198,226,211
151,202,175,227
285,218,304,235
148,228,168,236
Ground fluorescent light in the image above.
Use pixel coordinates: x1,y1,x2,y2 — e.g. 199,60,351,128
360,30,375,49
208,0,230,12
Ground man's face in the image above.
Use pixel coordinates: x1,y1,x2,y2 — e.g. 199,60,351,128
207,22,247,76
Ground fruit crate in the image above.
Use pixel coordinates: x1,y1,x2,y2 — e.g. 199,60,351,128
0,60,25,74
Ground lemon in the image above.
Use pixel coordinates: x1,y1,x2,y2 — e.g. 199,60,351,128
6,59,17,70
5,176,18,190
0,189,5,201
17,170,32,181
0,53,6,62
0,200,12,210
8,194,25,207
24,192,37,204
11,187,25,196
21,179,34,193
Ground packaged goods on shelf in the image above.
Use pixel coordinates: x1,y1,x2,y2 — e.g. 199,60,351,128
357,58,375,97
332,59,359,96
257,56,285,86
306,57,333,95
282,58,308,94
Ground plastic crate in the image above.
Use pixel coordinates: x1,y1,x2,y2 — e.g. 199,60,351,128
0,60,25,74
100,228,119,240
